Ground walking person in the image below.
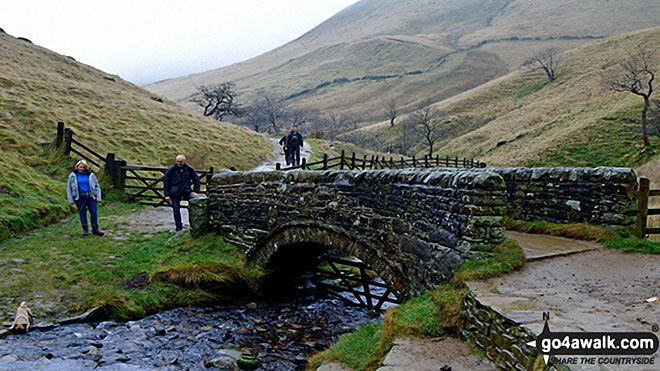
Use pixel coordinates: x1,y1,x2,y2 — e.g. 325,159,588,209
286,127,304,166
279,129,290,166
164,155,200,231
67,160,104,236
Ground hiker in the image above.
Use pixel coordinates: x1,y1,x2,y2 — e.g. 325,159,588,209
164,155,200,231
66,160,104,236
286,127,304,166
279,129,290,166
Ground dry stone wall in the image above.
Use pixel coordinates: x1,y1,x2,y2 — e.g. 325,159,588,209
489,167,637,229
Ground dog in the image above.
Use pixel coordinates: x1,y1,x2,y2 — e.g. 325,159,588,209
9,302,33,332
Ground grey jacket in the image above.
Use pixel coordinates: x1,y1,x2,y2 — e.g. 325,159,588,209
67,171,102,204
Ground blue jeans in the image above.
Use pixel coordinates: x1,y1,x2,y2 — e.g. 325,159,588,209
171,192,199,230
75,195,98,229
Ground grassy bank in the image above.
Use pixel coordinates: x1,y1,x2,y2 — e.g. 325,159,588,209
0,202,261,322
1,31,271,240
307,238,525,370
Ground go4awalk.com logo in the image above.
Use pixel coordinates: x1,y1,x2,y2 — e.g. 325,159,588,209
527,313,659,367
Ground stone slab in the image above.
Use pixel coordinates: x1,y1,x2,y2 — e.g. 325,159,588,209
377,337,495,371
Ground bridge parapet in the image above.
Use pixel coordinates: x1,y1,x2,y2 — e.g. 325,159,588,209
196,169,507,298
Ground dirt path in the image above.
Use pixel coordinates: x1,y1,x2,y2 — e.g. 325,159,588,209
470,232,660,370
252,138,312,171
111,138,313,232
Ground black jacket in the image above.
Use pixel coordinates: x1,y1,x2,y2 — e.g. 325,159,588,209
287,132,303,149
164,164,200,197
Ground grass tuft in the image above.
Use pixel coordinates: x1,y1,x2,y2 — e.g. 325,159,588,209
455,238,526,283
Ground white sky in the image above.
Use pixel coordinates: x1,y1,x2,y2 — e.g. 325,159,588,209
1,0,359,85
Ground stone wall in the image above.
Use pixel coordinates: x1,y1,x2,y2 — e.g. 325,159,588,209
462,285,571,371
489,167,637,229
199,169,507,299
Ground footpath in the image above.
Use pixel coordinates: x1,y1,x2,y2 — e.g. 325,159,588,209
320,231,660,371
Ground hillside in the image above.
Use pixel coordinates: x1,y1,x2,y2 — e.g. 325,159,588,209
146,0,660,125
0,31,271,239
355,27,660,167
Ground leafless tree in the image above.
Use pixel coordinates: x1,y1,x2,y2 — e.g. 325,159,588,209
604,46,656,147
325,112,357,140
192,83,241,121
384,99,398,127
412,104,450,157
649,100,660,139
523,48,561,82
285,106,311,129
257,89,287,133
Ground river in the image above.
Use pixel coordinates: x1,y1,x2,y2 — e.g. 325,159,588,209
0,291,384,370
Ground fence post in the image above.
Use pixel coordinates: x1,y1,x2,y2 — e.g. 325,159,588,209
390,156,394,168
445,156,449,167
412,155,416,167
351,152,356,169
207,166,215,186
436,155,439,167
56,122,64,148
340,150,345,170
323,154,328,170
369,155,375,169
118,160,127,191
454,157,458,167
276,163,281,170
63,128,73,155
401,157,404,168
424,155,429,168
301,158,307,170
104,153,121,190
636,177,650,238
362,155,367,170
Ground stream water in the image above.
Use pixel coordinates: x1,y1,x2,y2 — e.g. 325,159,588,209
0,292,383,370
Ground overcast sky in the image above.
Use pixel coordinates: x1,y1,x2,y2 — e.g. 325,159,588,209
1,0,359,85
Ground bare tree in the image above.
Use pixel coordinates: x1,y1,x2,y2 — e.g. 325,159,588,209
604,46,656,147
649,100,660,139
325,112,357,140
523,48,561,82
192,83,241,121
384,99,398,127
239,105,267,133
412,104,450,157
255,89,287,133
285,106,311,129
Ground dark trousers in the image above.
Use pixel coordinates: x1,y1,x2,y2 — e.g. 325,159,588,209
288,146,301,166
75,195,98,229
171,192,199,230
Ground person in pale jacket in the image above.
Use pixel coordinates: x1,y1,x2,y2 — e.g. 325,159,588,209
67,160,104,236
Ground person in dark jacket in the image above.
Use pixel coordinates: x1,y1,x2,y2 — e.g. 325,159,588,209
279,129,291,166
66,160,104,236
286,127,304,166
164,155,200,231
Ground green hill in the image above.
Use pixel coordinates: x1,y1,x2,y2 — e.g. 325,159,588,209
355,27,660,167
146,0,660,125
0,31,271,239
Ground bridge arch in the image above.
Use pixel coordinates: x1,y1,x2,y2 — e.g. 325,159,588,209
248,222,417,300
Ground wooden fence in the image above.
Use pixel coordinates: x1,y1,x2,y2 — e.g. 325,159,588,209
56,122,213,208
276,150,486,171
121,165,214,208
56,122,486,208
631,177,660,238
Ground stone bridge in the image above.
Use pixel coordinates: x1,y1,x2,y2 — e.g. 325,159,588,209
190,167,637,300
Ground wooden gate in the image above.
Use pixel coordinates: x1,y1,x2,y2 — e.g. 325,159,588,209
313,256,399,311
632,177,660,238
122,165,214,208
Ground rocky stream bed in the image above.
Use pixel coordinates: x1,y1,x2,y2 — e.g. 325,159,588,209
0,294,381,370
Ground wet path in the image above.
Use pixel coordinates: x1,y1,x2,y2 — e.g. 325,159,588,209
0,295,380,370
